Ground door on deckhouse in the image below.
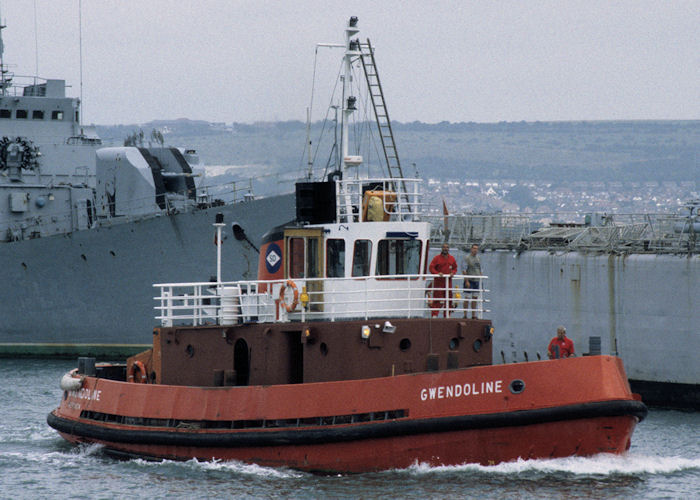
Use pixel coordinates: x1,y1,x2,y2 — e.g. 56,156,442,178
285,228,324,312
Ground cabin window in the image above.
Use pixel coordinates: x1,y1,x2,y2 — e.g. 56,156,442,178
376,239,422,276
0,109,10,119
32,110,45,120
326,239,345,278
51,110,64,120
352,240,372,277
16,109,28,119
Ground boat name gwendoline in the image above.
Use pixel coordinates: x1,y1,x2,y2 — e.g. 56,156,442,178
421,380,503,401
70,388,102,401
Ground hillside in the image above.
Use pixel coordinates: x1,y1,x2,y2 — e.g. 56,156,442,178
97,120,699,185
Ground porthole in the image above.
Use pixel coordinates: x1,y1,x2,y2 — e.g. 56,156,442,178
449,337,459,350
320,342,328,356
509,379,526,394
472,339,482,352
185,344,195,358
399,338,411,351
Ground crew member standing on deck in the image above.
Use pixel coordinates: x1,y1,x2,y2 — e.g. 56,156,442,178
429,243,457,317
548,325,575,358
463,243,483,319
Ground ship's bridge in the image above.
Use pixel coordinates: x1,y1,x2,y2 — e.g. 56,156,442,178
154,177,488,327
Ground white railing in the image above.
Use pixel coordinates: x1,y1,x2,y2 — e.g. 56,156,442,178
335,177,425,223
154,274,489,327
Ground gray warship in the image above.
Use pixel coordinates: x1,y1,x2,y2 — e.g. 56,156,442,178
432,207,699,409
0,19,294,357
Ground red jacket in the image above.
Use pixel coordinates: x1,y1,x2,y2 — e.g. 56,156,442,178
548,336,575,358
429,253,457,275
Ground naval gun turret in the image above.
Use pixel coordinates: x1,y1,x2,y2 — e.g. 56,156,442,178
96,147,200,219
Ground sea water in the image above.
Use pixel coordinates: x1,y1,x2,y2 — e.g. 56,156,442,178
2,359,698,499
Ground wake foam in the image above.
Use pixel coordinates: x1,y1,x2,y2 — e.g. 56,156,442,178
403,453,700,476
130,457,303,478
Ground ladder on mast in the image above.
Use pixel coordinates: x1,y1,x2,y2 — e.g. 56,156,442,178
359,39,406,185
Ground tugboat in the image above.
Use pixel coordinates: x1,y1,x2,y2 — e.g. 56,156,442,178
48,17,646,473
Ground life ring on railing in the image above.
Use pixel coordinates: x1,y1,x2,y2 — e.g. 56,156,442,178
279,280,299,313
128,361,148,384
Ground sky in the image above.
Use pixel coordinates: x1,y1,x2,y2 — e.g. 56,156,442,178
1,0,698,125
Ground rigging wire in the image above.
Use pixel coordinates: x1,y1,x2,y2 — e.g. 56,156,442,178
299,47,345,182
314,59,343,180
297,45,323,179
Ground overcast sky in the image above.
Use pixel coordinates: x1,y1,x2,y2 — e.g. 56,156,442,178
1,0,698,125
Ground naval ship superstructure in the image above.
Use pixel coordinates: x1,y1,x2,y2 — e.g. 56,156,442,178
0,19,294,356
433,206,699,409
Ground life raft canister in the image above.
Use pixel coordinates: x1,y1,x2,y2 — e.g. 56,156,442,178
128,360,148,383
279,280,299,312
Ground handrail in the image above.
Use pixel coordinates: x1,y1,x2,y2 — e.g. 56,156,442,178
153,273,489,327
334,177,425,223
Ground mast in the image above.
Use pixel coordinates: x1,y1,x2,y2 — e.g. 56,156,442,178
340,16,360,176
0,7,10,97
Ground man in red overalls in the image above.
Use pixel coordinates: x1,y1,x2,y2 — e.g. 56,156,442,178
548,325,575,358
429,243,457,317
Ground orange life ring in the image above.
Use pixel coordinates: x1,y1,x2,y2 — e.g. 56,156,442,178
279,280,299,312
128,360,148,383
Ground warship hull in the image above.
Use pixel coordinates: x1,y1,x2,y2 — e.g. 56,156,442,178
481,250,699,409
0,193,295,357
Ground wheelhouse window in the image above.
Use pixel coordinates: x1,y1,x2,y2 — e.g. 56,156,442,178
0,109,10,119
376,239,422,276
16,109,28,119
326,239,345,278
32,110,44,119
51,110,64,120
352,240,372,277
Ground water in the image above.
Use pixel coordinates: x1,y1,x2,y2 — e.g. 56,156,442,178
2,359,698,499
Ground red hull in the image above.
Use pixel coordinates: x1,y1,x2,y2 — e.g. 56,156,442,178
49,356,645,472
56,415,636,472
